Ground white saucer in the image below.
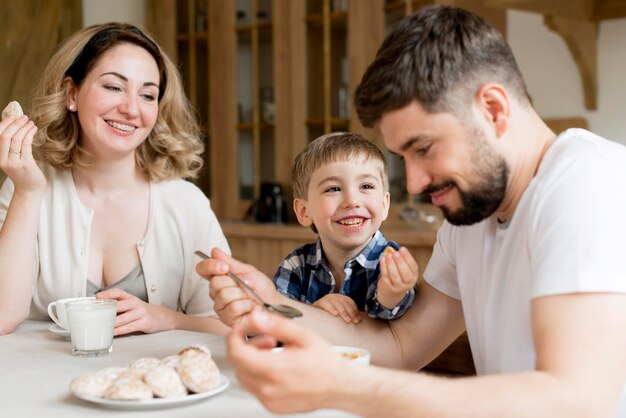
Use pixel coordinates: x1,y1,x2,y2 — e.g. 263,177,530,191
48,324,70,339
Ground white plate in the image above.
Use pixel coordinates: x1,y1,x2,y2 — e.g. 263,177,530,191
48,324,70,339
73,374,229,410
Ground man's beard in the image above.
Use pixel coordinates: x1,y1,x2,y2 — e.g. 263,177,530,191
423,137,509,226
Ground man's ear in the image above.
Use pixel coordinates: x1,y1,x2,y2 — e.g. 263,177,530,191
293,198,313,228
64,76,78,111
475,83,509,138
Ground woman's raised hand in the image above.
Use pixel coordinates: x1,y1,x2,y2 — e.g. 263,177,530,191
0,109,46,194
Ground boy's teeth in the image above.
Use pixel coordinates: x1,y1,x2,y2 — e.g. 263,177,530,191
339,218,363,226
107,121,135,132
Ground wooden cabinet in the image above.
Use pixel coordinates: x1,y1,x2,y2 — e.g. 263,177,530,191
143,0,498,376
146,0,504,219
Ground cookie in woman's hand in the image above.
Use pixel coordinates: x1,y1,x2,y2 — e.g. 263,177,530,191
1,101,23,120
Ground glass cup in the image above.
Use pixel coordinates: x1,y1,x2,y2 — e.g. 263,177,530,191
66,299,117,357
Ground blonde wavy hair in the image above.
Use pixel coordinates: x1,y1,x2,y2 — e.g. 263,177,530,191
30,22,203,181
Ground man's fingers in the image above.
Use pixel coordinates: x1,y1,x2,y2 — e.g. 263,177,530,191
245,309,320,349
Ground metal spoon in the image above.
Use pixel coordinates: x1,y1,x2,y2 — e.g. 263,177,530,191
195,250,303,319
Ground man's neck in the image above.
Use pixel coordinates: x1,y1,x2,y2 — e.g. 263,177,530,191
496,116,557,223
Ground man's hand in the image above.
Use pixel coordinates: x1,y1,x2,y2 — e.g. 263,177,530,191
228,309,351,414
313,294,361,324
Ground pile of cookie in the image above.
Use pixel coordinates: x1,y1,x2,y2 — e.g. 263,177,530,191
70,344,221,400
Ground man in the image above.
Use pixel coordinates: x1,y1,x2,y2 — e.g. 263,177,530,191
198,6,626,417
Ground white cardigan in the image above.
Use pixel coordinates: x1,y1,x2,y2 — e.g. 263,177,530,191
0,164,230,320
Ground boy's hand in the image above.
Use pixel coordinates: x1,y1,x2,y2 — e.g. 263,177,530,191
377,247,419,309
313,294,361,324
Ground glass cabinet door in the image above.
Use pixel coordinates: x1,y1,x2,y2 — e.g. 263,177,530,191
175,0,212,193
305,0,350,142
236,0,275,203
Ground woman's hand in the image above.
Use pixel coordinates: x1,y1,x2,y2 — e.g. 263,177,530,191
96,289,173,335
0,115,46,194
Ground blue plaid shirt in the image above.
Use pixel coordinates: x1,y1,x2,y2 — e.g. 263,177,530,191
273,230,415,320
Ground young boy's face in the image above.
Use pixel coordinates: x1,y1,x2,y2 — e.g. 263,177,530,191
294,155,390,253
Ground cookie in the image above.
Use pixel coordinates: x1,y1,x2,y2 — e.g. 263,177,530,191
104,377,153,400
96,366,129,384
383,246,396,256
144,365,187,398
1,101,23,120
117,367,149,380
131,357,161,370
177,348,220,393
160,354,180,369
70,373,111,398
177,344,211,356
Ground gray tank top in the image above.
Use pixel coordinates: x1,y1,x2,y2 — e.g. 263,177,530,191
86,264,148,302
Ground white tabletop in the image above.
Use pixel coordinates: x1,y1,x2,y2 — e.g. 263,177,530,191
0,320,357,418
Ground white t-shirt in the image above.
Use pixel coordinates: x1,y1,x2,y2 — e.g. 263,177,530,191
424,129,626,414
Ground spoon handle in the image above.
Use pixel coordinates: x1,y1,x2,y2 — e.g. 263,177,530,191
194,250,267,306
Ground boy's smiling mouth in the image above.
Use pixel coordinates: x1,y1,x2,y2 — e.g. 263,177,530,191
337,217,367,228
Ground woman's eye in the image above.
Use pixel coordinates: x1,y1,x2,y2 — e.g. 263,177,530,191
141,93,156,102
104,85,122,92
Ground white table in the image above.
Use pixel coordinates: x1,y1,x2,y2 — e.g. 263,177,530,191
0,320,358,418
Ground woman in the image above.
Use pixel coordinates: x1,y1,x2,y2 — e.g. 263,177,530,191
0,23,229,336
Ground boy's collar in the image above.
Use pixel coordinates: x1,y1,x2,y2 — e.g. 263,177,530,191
313,230,386,269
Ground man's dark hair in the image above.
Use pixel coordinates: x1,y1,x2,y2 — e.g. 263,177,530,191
355,5,530,127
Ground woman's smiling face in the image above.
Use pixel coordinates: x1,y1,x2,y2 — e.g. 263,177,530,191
68,42,160,160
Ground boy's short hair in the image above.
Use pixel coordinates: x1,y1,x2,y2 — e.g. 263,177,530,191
291,132,389,200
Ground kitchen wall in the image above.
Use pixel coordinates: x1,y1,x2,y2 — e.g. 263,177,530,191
83,2,626,145
509,11,626,145
82,0,146,29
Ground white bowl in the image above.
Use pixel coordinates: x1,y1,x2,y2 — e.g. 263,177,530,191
332,345,370,365
270,345,370,365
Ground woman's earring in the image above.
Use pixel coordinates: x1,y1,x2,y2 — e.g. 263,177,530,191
69,104,75,111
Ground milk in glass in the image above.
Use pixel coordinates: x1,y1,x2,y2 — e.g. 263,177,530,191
67,300,117,356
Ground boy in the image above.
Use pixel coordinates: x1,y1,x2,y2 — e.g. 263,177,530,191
273,132,419,323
